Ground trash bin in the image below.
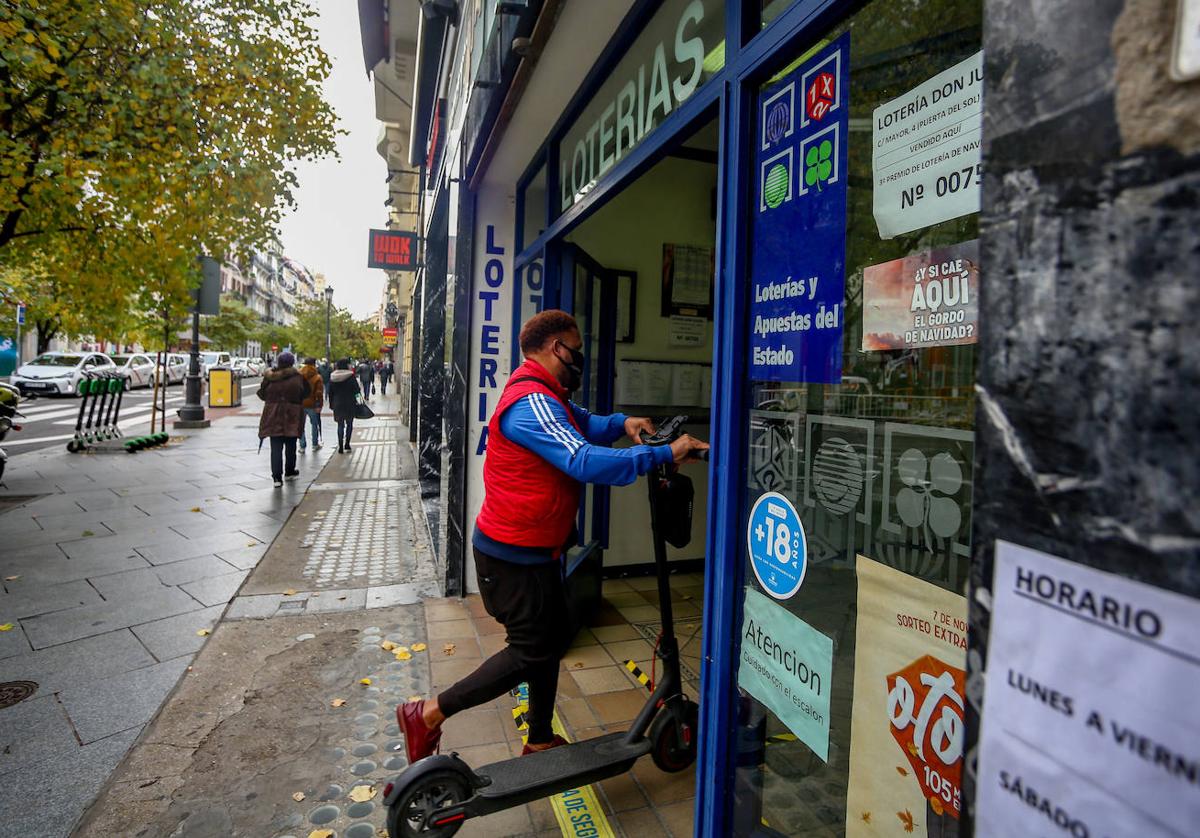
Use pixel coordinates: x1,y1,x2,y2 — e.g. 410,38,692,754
208,366,241,407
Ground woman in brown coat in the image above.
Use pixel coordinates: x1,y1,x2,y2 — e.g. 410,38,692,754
258,352,310,488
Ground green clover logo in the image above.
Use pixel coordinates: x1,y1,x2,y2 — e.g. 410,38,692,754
804,139,833,189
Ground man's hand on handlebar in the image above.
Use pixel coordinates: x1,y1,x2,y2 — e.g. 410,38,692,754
624,416,656,445
669,434,710,464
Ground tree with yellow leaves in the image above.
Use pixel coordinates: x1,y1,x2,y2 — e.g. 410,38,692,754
0,0,339,340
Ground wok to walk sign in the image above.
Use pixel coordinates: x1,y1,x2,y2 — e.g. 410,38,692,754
846,555,968,837
368,229,418,271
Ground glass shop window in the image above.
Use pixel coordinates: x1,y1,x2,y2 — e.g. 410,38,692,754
732,0,983,834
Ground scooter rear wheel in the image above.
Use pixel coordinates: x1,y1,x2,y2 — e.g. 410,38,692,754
649,699,700,773
386,769,470,838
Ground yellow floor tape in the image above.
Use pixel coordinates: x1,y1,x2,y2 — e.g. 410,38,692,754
510,684,617,838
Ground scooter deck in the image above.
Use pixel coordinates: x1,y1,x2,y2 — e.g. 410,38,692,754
474,732,650,805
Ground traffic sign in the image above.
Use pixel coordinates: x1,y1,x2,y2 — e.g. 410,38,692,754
16,304,24,325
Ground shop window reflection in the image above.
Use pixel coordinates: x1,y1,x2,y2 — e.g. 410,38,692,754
734,0,982,832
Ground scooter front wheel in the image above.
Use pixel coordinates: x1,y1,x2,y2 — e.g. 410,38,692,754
386,769,470,838
649,699,700,773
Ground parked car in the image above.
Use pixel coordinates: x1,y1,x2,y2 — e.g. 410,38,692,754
233,357,264,377
154,352,188,385
200,351,232,379
10,352,116,396
110,354,157,389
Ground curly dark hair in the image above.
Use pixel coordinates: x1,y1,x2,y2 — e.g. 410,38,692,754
519,309,579,354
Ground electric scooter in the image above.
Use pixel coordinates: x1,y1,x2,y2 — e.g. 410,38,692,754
382,415,708,838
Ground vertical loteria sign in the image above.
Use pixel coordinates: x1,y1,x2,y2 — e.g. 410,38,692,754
466,189,516,591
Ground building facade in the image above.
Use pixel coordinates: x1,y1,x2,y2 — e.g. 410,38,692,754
363,0,1200,834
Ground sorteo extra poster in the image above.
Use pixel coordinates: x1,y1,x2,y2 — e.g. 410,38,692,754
862,240,979,352
846,555,967,838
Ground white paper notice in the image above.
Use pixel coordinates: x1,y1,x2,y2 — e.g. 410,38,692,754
668,315,706,347
872,51,983,239
976,541,1200,838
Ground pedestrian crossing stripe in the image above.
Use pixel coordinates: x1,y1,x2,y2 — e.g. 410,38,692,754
509,684,616,838
623,659,653,692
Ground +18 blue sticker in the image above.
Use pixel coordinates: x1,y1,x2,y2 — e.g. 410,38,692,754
747,491,808,600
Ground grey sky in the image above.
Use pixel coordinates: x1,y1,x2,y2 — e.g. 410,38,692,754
278,0,387,319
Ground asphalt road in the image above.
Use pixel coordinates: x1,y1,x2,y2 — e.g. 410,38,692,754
2,377,262,456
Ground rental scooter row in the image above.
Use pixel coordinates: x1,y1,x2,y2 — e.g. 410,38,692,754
66,370,168,453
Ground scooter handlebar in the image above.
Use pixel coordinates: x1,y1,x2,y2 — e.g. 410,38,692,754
639,415,710,461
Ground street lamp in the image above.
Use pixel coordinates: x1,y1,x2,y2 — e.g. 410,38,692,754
324,285,334,362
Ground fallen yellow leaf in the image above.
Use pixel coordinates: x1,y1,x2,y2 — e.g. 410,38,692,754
348,785,376,803
0,624,13,632
408,695,422,702
190,507,201,513
395,651,412,661
330,698,347,707
292,791,306,802
308,831,334,838
4,575,19,582
246,541,257,547
443,643,456,656
411,642,427,652
196,629,210,636
359,678,372,686
284,589,298,596
380,641,397,651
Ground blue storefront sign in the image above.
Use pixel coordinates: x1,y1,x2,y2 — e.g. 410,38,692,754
747,490,808,599
750,33,850,383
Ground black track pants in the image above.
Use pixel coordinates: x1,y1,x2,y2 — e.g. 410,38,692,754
437,548,571,743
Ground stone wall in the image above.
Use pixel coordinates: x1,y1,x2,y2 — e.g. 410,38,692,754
966,0,1200,823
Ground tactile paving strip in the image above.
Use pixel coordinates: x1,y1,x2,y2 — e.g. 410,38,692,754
299,488,410,587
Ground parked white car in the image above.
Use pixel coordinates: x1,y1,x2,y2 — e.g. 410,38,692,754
110,354,157,390
10,352,116,396
233,357,264,377
154,353,188,385
200,351,232,379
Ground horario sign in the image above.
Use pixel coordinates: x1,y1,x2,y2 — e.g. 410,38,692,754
367,229,418,270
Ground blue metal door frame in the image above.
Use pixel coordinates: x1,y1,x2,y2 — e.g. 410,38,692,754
505,1,860,834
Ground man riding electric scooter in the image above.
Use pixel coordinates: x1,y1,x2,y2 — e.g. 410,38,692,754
396,309,708,766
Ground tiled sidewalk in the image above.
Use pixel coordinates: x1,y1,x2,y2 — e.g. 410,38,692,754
422,572,707,837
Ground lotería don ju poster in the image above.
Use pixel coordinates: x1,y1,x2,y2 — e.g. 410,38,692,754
846,555,968,838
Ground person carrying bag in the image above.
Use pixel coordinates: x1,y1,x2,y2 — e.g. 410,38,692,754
327,358,362,453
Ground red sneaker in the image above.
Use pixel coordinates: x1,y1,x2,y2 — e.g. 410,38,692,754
521,734,568,756
397,700,442,763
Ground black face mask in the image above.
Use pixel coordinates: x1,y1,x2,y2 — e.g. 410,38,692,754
555,340,584,392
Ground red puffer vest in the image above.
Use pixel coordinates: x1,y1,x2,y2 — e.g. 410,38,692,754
475,359,581,551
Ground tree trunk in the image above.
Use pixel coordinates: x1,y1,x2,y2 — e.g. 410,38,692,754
35,318,59,355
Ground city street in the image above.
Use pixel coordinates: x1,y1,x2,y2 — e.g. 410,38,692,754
3,377,262,455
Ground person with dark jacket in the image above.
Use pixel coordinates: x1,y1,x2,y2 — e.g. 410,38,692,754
257,352,310,487
357,359,375,398
327,358,362,453
379,360,394,394
318,358,332,389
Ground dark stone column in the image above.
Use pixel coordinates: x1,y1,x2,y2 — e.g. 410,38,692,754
442,188,474,596
966,0,1200,825
417,201,448,502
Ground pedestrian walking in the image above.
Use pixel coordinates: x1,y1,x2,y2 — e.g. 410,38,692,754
318,357,332,389
357,359,375,399
379,359,394,395
298,356,324,452
257,351,310,488
328,358,362,453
